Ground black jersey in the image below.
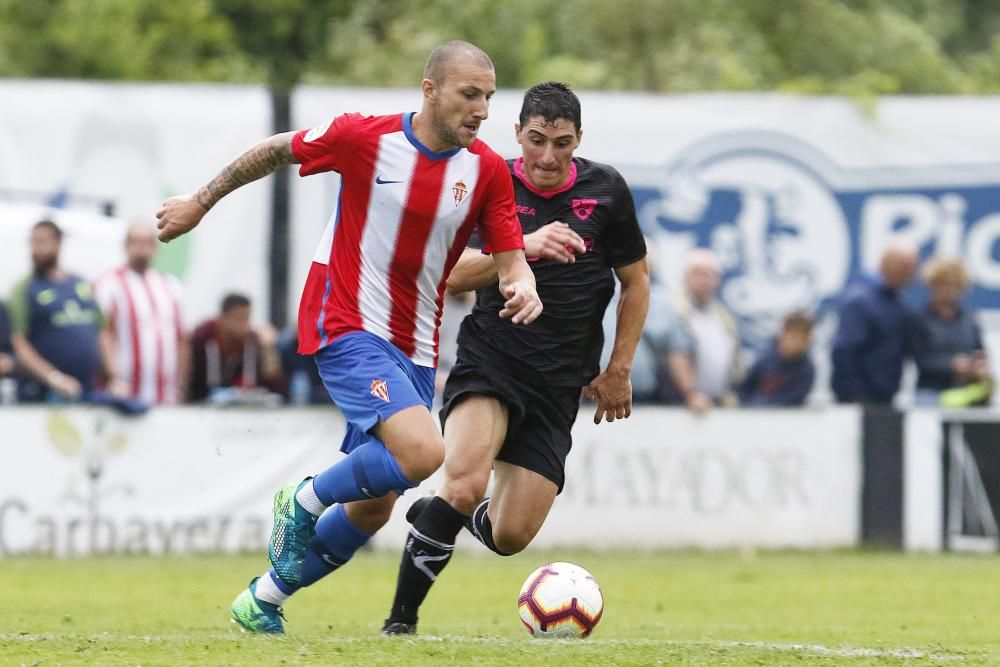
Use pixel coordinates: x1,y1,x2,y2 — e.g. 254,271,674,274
457,157,647,388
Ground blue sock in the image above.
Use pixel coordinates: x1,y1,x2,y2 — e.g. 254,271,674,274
312,439,415,505
268,504,372,593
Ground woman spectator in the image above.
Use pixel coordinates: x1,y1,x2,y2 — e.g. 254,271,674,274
912,258,991,406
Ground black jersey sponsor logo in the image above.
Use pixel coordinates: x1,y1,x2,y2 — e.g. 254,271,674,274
572,198,598,221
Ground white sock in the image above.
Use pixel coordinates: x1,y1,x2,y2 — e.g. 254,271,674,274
254,571,291,606
295,479,327,517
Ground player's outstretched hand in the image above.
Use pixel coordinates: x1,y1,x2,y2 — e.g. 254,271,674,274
499,282,543,325
583,367,632,424
523,222,586,263
156,194,208,243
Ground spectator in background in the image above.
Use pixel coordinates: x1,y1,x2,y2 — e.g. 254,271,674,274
738,311,815,406
601,245,673,404
277,324,327,405
0,301,15,378
188,293,284,402
8,220,114,402
662,248,742,411
912,257,991,406
0,300,16,405
831,239,919,405
94,222,188,405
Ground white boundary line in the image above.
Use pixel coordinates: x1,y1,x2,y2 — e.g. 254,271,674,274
0,632,979,660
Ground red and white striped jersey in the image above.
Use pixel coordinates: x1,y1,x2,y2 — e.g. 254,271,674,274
94,267,185,404
292,112,524,367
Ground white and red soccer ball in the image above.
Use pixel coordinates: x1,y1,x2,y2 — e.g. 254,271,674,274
517,562,604,638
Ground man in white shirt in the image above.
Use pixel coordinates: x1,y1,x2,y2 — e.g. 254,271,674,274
663,248,741,411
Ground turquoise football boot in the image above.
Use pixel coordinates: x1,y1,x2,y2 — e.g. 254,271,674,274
267,479,318,586
230,578,286,635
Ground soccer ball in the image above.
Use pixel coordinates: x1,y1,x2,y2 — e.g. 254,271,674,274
517,562,604,638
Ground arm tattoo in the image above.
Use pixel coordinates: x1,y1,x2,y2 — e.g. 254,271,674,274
196,135,295,210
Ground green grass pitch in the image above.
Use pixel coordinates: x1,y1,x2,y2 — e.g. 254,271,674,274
2,549,999,665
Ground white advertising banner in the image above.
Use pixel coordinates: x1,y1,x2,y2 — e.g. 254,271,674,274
0,81,273,327
551,407,861,548
382,406,863,550
0,407,343,557
0,406,860,556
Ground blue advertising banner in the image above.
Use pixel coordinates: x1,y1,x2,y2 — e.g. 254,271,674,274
624,131,1000,348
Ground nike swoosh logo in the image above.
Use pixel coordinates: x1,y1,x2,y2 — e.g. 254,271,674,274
412,553,450,581
375,175,403,185
321,553,344,567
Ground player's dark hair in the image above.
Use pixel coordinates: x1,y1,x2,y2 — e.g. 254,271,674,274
33,219,63,241
220,293,251,314
519,82,581,133
782,311,813,334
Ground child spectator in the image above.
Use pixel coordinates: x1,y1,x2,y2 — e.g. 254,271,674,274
738,312,815,406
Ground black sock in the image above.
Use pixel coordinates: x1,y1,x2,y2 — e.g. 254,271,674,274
464,498,512,556
388,496,467,624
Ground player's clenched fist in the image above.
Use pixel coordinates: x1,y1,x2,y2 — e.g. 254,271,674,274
156,194,208,243
524,221,586,263
499,282,543,325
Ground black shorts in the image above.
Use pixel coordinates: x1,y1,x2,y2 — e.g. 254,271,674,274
439,360,581,492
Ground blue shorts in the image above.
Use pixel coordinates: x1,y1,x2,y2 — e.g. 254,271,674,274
315,331,436,454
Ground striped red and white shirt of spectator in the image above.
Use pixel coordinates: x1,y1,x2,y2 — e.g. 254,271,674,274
94,266,185,404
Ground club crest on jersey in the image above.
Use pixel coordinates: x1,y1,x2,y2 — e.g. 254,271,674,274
370,378,390,402
452,179,468,206
572,198,598,221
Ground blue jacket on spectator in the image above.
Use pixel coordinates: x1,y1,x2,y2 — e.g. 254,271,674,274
739,342,815,406
831,274,912,404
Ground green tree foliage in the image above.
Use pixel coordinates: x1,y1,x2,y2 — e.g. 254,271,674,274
0,0,257,80
212,0,353,88
1,0,999,94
